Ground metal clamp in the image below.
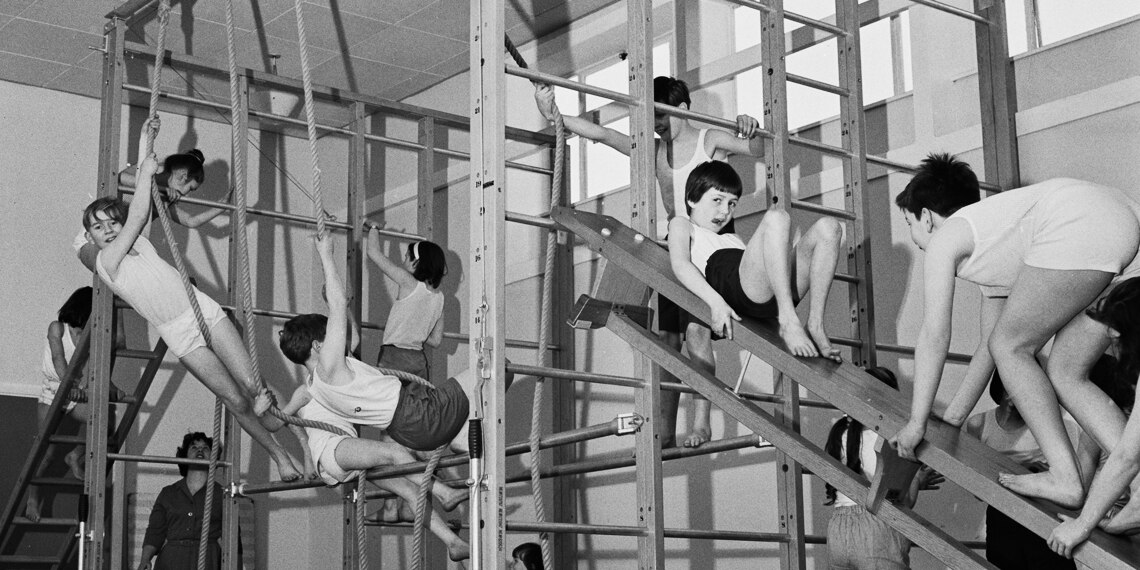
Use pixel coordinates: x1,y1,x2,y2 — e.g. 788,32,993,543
616,413,644,435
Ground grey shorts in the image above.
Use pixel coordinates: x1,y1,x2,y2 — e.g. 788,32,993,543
827,505,910,570
386,375,469,452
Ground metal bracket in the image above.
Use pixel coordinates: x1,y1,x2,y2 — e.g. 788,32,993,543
616,413,644,435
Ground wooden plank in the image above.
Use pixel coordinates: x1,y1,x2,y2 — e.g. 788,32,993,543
605,314,991,570
551,206,1140,569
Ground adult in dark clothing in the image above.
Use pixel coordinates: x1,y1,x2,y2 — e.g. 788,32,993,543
137,432,224,570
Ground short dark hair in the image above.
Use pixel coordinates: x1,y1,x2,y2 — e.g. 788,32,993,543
83,197,129,231
512,542,544,570
279,313,328,364
654,76,690,108
176,431,216,477
684,161,743,215
58,286,93,329
824,366,898,505
165,149,206,184
894,153,980,219
408,241,448,289
1088,277,1140,385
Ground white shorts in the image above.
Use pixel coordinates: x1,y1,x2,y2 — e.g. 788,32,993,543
154,292,227,358
38,377,77,413
1022,184,1140,280
299,401,361,486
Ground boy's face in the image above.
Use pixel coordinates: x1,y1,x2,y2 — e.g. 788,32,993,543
902,209,932,251
654,103,687,141
85,210,123,250
687,188,738,233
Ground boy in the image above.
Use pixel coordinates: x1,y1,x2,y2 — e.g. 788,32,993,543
534,76,764,447
79,117,300,481
264,232,470,560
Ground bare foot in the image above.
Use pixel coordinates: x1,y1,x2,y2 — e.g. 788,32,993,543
64,449,85,480
683,426,711,448
778,321,819,358
273,455,302,482
24,494,41,523
998,471,1084,509
439,487,470,512
448,540,471,561
399,500,416,522
807,323,842,362
1100,497,1140,535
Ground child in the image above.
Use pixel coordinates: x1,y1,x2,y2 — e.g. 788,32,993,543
1050,277,1140,556
888,154,1140,512
535,76,763,448
507,542,544,570
364,223,446,379
667,160,844,357
965,371,1079,570
266,231,470,560
77,116,228,270
824,367,942,569
79,117,301,482
24,287,125,522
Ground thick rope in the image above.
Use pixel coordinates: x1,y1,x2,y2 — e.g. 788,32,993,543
198,400,224,570
506,34,562,570
291,0,327,238
356,477,368,570
410,446,446,570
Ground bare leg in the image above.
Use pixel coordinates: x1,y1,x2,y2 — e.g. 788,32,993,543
682,323,714,447
25,403,52,522
658,330,683,449
992,267,1114,509
208,319,286,432
738,209,817,357
334,439,469,560
180,347,301,481
63,404,89,480
793,217,844,362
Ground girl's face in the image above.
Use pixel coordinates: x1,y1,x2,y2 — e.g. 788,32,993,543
85,210,123,250
507,556,522,570
404,249,418,273
168,168,200,198
687,187,738,233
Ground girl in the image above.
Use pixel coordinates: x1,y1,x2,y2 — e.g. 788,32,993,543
24,287,124,522
80,116,301,481
888,154,1140,512
364,223,447,380
364,224,448,521
507,542,544,570
824,367,942,570
965,372,1078,570
77,117,228,271
667,160,844,358
1050,277,1140,556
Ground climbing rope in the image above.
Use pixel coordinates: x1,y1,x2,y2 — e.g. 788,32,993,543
411,446,446,570
505,33,564,570
355,477,368,570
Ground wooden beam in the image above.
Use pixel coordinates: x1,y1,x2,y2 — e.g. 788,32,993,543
974,0,1020,190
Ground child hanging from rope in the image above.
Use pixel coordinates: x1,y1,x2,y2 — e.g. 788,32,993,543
535,77,764,448
669,160,845,356
24,286,126,522
76,116,228,270
264,230,470,561
364,223,447,379
78,117,302,482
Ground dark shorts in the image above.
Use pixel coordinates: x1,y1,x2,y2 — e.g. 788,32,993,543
687,248,799,338
657,293,690,334
377,345,430,380
985,506,1075,570
387,376,469,452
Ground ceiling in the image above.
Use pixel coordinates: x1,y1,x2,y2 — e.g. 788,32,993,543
0,0,618,104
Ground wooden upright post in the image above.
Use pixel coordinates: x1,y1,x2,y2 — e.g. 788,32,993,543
974,0,1019,191
627,0,664,566
470,0,509,566
418,117,436,240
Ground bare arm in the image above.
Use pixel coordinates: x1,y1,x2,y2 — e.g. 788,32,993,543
168,195,231,229
963,413,985,439
364,223,418,292
47,322,69,380
942,296,1005,426
891,223,971,460
534,84,631,155
704,116,766,158
425,316,444,349
315,232,350,379
667,217,740,339
99,146,160,278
